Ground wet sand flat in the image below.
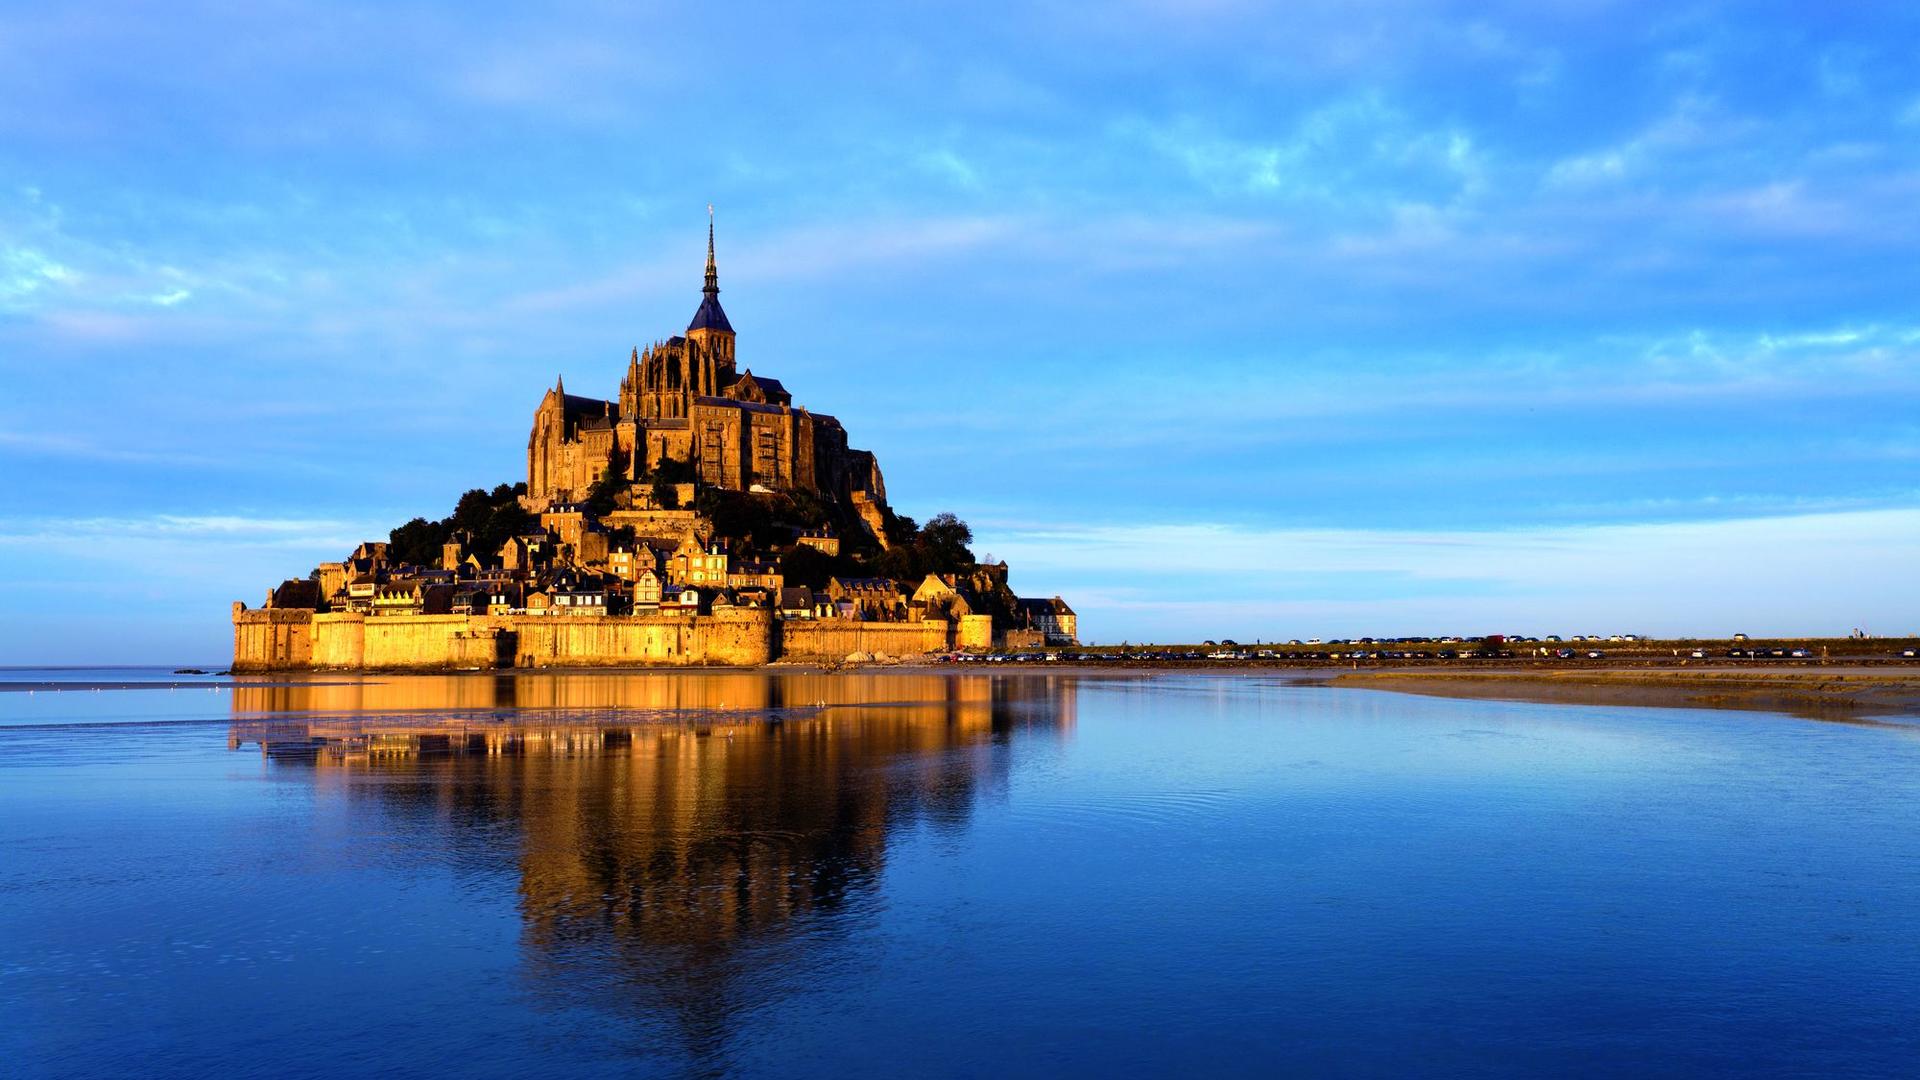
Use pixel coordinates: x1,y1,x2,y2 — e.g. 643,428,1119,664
1329,668,1920,720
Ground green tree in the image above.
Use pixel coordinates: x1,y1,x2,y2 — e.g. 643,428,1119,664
388,516,449,567
383,482,531,567
780,544,838,589
920,512,975,570
585,451,628,517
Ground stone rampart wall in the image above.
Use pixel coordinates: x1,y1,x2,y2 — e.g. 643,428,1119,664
231,604,313,672
955,614,994,651
233,607,951,669
511,609,772,667
362,615,500,669
779,618,953,660
311,612,365,668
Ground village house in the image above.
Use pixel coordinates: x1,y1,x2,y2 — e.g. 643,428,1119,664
371,582,456,617
1015,597,1079,645
911,574,978,621
485,582,526,615
669,536,730,587
828,577,906,621
551,573,618,615
727,554,782,592
794,527,840,556
344,574,380,613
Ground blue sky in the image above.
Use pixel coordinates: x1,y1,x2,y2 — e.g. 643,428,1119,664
2,1,1917,660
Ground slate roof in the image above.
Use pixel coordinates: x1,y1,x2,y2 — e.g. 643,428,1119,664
269,579,323,610
561,393,615,418
688,293,733,333
1017,597,1076,617
693,395,787,415
729,371,790,403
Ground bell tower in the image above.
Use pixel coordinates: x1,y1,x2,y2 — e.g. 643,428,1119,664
685,205,736,389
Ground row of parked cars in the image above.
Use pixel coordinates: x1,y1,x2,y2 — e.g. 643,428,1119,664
942,645,1918,664
942,648,1520,664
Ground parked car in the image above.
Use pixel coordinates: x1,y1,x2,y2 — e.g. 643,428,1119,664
1690,650,1707,659
1903,648,1917,659
1585,650,1603,659
1789,648,1811,658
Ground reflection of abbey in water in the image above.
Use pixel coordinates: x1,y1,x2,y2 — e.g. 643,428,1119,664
229,675,1076,1051
227,675,1079,943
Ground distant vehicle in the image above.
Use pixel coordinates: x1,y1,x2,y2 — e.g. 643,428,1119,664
1555,649,1575,659
1586,650,1604,659
1733,633,1750,641
1904,648,1918,658
1545,635,1563,642
1789,648,1811,658
1726,649,1748,658
1690,650,1707,659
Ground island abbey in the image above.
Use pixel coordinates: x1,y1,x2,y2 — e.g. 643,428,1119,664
233,216,1075,670
526,216,890,544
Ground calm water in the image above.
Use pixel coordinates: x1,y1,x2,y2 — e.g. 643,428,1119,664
2,669,1918,1078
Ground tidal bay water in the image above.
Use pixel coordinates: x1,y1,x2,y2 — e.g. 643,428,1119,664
2,668,1917,1077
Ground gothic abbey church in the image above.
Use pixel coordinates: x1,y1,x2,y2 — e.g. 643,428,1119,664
525,217,891,538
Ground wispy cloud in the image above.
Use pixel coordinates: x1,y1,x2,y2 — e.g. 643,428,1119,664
0,246,76,309
0,429,230,468
1118,96,1484,209
1542,95,1735,190
0,512,376,550
985,508,1920,640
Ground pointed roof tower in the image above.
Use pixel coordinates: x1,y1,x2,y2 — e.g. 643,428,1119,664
688,205,734,334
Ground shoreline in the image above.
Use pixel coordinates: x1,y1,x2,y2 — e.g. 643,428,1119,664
9,663,1920,723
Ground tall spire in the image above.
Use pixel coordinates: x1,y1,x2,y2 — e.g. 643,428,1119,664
704,203,718,297
687,204,734,335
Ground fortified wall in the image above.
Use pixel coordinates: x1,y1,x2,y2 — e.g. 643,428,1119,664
232,605,988,671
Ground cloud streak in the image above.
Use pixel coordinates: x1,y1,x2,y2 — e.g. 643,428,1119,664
985,508,1920,641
